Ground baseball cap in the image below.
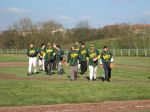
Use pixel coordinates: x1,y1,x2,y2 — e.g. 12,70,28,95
90,44,94,47
103,46,108,49
47,42,52,46
81,42,85,45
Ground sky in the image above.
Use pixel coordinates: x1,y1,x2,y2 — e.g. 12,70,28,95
0,0,150,31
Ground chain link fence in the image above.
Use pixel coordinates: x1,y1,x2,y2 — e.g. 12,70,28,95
0,49,150,57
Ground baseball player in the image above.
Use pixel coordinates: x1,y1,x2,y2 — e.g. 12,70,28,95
87,44,100,81
100,46,113,82
74,42,80,70
79,42,88,76
43,43,55,75
38,44,46,71
27,43,38,75
67,45,79,81
52,43,57,70
55,45,64,75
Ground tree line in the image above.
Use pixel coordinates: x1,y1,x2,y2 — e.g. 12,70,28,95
0,17,150,49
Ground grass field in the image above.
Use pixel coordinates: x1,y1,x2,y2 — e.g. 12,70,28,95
0,54,150,107
0,54,28,62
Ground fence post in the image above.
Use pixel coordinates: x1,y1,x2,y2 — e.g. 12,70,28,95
113,49,115,57
144,49,147,57
121,49,123,56
128,49,130,56
0,49,2,54
11,48,14,54
136,49,139,56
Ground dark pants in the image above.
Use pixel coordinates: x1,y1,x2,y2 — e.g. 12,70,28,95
53,59,56,70
80,61,87,75
45,60,54,75
103,62,111,81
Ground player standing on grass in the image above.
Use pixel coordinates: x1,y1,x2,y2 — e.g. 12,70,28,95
27,43,38,75
55,45,64,76
38,44,46,71
53,43,57,71
74,42,80,70
44,43,56,75
67,45,79,81
79,42,88,76
87,44,100,81
100,46,113,82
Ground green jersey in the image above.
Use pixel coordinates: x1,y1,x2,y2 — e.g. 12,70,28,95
27,48,38,57
56,49,64,61
67,50,79,66
88,49,100,66
44,48,55,61
100,51,112,63
79,47,88,62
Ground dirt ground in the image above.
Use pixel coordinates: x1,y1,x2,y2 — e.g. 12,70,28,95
0,62,150,112
0,100,150,112
0,62,28,67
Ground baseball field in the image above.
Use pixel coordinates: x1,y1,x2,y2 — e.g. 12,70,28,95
0,54,150,112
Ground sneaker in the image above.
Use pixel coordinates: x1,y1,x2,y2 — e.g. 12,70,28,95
93,79,97,81
107,79,111,82
27,73,31,76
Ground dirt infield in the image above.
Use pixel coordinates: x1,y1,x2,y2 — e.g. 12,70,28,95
0,100,150,112
0,62,28,67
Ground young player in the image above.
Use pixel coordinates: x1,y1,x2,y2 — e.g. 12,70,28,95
27,43,38,75
100,46,113,82
53,43,57,70
67,45,79,81
38,44,46,71
44,43,55,75
87,44,100,81
55,45,64,75
79,42,88,76
74,42,80,70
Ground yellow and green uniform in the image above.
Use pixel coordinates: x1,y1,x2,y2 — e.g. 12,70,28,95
38,48,45,60
44,48,55,61
75,47,79,52
88,49,100,66
79,48,88,62
100,51,112,63
27,48,38,57
67,50,79,66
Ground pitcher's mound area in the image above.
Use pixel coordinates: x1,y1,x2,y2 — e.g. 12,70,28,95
0,100,150,112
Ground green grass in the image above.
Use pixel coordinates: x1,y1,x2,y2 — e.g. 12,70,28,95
86,38,120,49
0,55,150,106
129,110,150,112
0,54,28,62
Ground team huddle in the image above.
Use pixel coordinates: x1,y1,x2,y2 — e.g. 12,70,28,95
27,42,113,82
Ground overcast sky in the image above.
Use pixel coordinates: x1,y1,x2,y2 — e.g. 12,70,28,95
0,0,150,31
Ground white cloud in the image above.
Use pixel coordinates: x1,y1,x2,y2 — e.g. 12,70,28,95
79,16,93,20
141,11,150,16
129,10,150,19
0,7,28,14
61,16,73,21
113,0,134,2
